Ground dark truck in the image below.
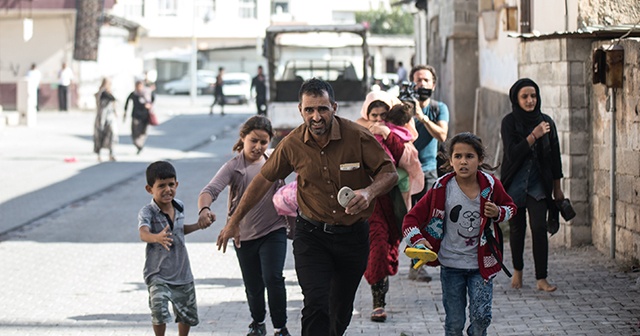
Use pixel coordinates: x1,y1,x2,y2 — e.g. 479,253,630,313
264,24,371,142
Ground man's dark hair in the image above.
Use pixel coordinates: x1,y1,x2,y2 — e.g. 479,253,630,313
146,161,177,186
409,64,438,86
298,77,335,104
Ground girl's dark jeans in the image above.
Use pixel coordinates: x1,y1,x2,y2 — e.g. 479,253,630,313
234,227,288,328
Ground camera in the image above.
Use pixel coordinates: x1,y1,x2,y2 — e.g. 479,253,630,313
398,81,432,102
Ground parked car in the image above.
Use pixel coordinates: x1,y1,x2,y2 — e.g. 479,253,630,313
372,73,400,93
222,72,252,105
163,70,216,95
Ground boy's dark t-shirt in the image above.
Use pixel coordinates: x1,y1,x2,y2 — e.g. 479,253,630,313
138,198,194,285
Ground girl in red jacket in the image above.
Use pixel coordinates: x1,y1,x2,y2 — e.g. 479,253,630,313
402,132,516,335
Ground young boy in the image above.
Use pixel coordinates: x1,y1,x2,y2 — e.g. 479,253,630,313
139,161,211,336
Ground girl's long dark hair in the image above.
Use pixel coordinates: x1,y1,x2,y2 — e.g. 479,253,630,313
439,132,498,173
232,115,273,152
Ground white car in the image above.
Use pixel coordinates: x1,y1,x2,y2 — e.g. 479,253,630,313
223,72,252,105
163,70,216,95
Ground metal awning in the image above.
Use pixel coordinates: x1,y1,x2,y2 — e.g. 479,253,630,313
508,24,640,40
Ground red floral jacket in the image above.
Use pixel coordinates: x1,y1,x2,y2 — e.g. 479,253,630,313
402,171,516,279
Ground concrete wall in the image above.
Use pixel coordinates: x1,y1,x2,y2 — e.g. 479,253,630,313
0,13,76,110
426,0,479,137
591,38,640,263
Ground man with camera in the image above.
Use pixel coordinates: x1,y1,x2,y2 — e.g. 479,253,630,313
406,65,450,282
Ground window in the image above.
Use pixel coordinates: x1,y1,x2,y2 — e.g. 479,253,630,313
196,0,215,21
158,0,177,16
122,0,144,18
239,0,257,19
520,0,531,33
272,1,289,15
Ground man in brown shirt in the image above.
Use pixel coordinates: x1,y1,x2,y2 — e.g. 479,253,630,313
217,78,397,336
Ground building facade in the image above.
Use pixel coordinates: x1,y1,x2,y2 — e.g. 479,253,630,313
0,0,414,111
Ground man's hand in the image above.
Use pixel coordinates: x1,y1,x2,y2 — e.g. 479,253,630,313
197,209,215,229
344,189,373,215
216,223,240,253
155,226,173,251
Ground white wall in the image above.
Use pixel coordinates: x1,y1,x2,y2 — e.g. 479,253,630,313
533,0,579,33
0,14,75,84
76,26,139,110
477,0,579,93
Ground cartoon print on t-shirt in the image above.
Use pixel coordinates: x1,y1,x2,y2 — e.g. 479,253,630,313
449,204,481,246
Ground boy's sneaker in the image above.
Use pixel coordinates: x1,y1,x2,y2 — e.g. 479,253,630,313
247,321,267,336
274,327,291,336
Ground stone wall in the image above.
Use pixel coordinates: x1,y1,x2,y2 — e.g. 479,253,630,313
518,38,593,247
577,0,640,27
591,39,640,263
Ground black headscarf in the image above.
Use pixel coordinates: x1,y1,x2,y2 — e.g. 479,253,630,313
509,78,543,134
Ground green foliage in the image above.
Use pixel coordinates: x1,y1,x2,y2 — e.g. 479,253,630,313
356,7,414,35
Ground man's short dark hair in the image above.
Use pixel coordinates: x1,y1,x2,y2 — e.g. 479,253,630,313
146,161,176,186
409,65,438,86
298,78,335,104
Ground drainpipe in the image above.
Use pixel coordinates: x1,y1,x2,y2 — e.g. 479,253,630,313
564,0,569,31
608,87,616,259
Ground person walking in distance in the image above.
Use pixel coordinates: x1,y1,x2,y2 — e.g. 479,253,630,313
210,67,226,115
138,161,212,336
124,80,155,154
216,78,398,336
57,62,74,111
396,61,408,83
251,65,268,115
197,115,292,336
407,64,450,281
26,63,41,111
93,78,118,162
500,78,567,292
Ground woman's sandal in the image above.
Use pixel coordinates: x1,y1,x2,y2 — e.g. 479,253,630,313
371,307,387,322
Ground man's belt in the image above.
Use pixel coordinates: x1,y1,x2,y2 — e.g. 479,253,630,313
298,212,358,234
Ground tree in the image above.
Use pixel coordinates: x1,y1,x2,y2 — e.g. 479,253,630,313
356,7,414,35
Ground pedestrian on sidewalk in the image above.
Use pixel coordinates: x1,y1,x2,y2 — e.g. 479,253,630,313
396,61,407,83
124,80,154,154
93,78,118,162
57,62,74,111
500,78,566,292
251,65,268,115
403,132,516,336
26,63,41,111
138,161,212,336
197,115,292,336
216,78,398,336
210,67,226,115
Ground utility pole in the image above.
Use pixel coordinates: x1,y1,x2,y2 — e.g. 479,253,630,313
189,2,198,105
